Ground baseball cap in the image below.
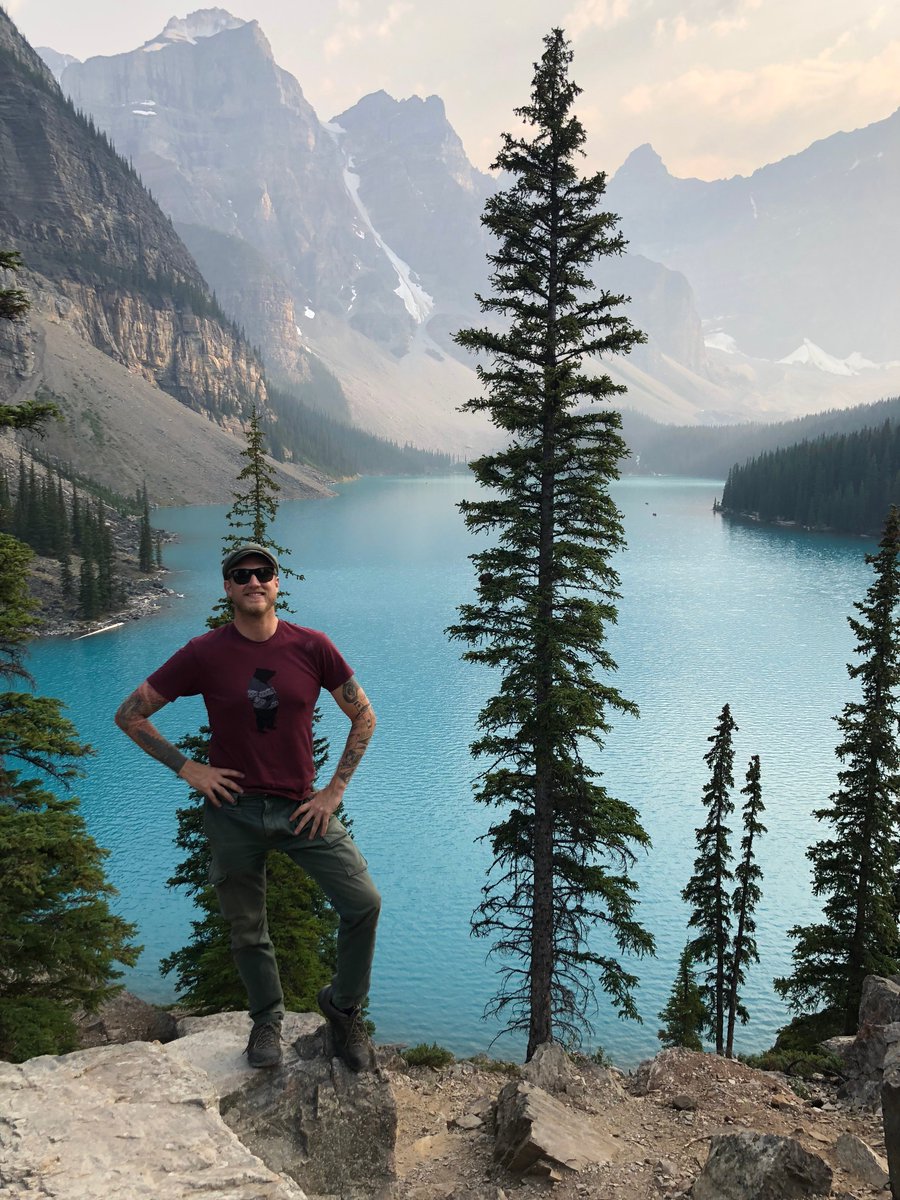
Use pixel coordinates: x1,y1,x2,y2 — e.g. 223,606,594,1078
222,543,280,578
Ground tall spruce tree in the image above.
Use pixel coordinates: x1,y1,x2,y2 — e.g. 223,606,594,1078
725,754,766,1058
162,409,335,1015
776,507,900,1034
447,28,653,1057
682,703,737,1055
658,944,705,1051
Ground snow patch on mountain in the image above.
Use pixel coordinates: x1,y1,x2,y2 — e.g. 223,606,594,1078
325,121,434,325
142,8,247,51
705,331,739,354
778,339,899,375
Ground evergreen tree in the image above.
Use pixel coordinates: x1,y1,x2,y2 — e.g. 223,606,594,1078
207,405,301,628
725,754,766,1058
0,253,57,432
162,409,336,1015
138,483,153,573
776,507,900,1034
79,555,99,619
658,944,705,1051
447,28,653,1057
155,532,163,569
0,474,138,1061
0,533,35,684
60,553,74,600
682,703,737,1055
0,463,11,532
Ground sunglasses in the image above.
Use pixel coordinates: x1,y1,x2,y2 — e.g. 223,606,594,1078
228,565,276,584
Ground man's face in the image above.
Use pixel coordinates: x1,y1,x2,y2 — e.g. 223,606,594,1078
224,555,279,617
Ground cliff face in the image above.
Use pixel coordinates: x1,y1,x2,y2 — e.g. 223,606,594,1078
61,16,415,357
330,91,496,308
0,8,266,421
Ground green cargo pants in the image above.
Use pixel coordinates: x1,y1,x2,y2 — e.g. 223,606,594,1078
203,793,380,1026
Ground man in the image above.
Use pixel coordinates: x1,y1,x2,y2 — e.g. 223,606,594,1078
114,543,380,1072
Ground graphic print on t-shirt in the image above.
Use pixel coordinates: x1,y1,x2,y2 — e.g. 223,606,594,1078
247,668,279,732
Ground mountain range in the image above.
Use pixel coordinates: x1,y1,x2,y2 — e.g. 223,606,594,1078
2,6,899,493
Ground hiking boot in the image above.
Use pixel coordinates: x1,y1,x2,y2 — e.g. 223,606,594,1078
245,1019,283,1068
318,985,376,1073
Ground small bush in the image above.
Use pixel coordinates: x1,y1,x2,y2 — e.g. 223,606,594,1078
401,1042,455,1069
465,1053,519,1074
773,1010,842,1052
740,1048,844,1080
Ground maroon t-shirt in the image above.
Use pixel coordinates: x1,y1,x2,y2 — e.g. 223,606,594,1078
148,621,353,802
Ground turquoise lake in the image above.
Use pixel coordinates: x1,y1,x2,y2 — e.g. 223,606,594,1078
25,475,873,1064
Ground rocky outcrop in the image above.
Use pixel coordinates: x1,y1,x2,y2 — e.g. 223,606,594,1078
172,1012,396,1199
0,1010,396,1200
0,1039,308,1199
691,1132,832,1199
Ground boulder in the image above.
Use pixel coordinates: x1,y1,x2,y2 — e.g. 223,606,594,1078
860,975,900,1026
0,1040,307,1199
834,1131,889,1188
493,1080,619,1173
522,1041,578,1094
692,1132,832,1200
882,1040,900,1197
74,989,177,1048
168,1011,396,1199
834,976,900,1106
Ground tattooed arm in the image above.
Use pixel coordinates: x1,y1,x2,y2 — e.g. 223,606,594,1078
290,675,376,839
114,681,243,806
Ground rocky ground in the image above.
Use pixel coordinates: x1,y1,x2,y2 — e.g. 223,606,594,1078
387,1048,888,1199
66,993,896,1199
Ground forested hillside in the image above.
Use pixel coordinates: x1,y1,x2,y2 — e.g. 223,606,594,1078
719,421,900,534
622,396,900,479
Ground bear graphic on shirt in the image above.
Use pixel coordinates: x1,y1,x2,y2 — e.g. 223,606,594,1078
247,668,278,732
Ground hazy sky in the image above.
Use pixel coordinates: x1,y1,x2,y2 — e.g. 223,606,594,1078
8,0,900,179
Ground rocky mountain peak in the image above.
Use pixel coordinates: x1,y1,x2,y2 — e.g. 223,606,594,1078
35,46,81,82
614,142,671,183
142,8,248,50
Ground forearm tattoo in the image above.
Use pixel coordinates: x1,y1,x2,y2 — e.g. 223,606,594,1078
134,729,188,775
115,686,187,776
336,678,374,785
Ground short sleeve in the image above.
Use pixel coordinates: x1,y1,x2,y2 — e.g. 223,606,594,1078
318,633,354,693
147,640,203,702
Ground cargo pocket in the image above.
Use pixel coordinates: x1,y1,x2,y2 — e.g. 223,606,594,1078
322,818,369,877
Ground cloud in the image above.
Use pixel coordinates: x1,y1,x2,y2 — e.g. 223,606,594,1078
652,0,761,44
621,35,900,127
325,1,412,59
564,0,631,40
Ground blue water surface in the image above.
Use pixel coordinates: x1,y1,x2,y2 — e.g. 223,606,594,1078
25,475,872,1064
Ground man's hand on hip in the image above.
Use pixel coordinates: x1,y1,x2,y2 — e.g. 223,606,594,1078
290,782,344,839
179,760,244,807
